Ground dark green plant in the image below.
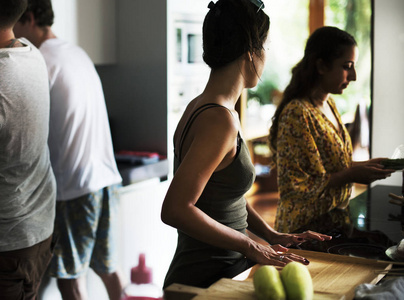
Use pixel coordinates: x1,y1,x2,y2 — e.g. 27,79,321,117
247,77,278,105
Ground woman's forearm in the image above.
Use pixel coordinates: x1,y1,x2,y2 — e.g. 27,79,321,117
245,201,279,243
328,158,393,187
162,201,254,255
327,168,353,188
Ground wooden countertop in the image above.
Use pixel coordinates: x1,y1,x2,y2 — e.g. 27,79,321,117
164,249,393,300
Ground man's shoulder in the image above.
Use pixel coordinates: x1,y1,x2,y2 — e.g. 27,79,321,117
0,39,46,71
40,38,93,65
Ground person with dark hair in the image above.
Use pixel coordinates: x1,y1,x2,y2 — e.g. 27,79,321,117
0,0,56,299
161,0,331,289
268,26,394,233
13,0,124,299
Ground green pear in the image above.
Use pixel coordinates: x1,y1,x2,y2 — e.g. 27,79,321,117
253,265,286,300
281,262,313,300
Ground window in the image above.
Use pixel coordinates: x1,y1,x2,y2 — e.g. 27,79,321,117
246,0,372,161
245,0,310,141
325,0,372,160
325,0,372,116
187,33,203,63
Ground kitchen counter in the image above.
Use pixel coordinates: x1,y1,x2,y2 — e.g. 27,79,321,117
164,249,392,300
164,185,404,299
117,158,169,186
294,184,403,260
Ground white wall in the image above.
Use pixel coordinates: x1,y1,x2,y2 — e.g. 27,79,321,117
97,0,168,155
372,0,404,187
169,0,209,13
51,0,116,64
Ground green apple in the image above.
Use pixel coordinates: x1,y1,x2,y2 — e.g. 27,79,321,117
253,265,286,300
281,262,313,300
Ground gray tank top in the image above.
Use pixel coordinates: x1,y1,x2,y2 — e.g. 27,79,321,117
164,103,256,289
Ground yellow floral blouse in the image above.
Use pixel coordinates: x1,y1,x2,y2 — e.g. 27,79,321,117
272,98,353,233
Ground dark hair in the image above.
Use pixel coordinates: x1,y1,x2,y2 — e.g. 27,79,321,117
202,0,270,70
18,0,54,27
269,26,357,151
0,0,28,28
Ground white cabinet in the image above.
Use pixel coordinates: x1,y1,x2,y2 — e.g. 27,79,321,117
39,180,178,299
118,179,178,289
51,0,116,64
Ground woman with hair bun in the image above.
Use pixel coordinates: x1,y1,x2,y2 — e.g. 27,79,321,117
161,0,330,289
269,26,394,234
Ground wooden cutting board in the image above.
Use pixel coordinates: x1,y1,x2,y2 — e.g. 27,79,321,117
164,249,392,300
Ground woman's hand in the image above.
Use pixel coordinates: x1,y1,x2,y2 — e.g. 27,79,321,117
330,158,395,187
245,241,310,267
349,159,394,184
270,230,332,248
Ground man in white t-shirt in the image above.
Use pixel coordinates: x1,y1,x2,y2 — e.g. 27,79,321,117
14,0,124,299
0,0,56,298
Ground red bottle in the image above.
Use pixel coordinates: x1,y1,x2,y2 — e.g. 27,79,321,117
121,254,163,300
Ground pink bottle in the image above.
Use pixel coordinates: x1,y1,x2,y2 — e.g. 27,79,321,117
121,254,163,300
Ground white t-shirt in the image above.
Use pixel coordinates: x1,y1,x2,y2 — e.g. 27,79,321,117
40,38,122,201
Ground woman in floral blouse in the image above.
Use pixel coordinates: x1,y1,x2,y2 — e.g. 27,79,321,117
268,26,394,233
